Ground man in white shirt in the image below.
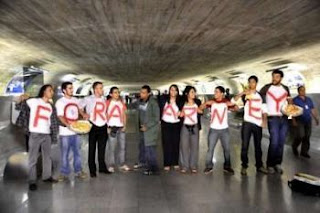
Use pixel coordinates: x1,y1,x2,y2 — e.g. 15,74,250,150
233,76,268,175
105,87,130,172
260,69,291,174
26,84,59,191
80,82,110,177
200,86,237,175
55,82,88,181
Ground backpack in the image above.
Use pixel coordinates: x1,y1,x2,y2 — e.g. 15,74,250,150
288,173,320,196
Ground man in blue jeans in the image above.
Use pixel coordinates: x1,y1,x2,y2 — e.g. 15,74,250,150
260,69,291,174
55,82,88,181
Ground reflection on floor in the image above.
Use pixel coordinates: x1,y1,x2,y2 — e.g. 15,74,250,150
0,115,320,213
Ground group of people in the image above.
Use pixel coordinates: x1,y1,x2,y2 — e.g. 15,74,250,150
15,69,319,191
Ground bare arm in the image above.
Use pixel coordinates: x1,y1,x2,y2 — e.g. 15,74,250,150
311,109,319,125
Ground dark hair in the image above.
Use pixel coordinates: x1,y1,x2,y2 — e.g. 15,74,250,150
141,85,151,93
61,82,72,94
215,86,225,94
297,85,305,92
183,86,196,103
272,69,284,78
38,84,53,98
109,86,119,94
248,75,258,83
167,84,180,103
92,81,103,90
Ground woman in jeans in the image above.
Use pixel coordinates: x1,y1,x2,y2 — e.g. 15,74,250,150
179,86,202,174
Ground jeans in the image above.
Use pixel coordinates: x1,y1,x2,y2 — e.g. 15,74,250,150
292,121,312,155
267,117,289,167
180,125,199,170
205,128,231,169
241,122,263,169
60,135,82,175
145,145,158,172
138,133,146,165
106,128,126,166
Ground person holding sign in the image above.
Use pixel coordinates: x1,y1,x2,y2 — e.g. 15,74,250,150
201,86,238,175
22,84,59,191
105,87,130,173
179,86,202,174
260,69,291,174
159,84,183,172
80,82,110,177
233,76,268,176
55,82,88,182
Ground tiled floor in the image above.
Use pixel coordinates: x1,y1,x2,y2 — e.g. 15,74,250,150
0,115,320,213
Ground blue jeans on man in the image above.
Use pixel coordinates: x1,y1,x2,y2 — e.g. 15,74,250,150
60,135,82,175
267,117,289,167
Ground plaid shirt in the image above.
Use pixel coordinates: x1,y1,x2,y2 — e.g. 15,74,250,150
16,100,59,144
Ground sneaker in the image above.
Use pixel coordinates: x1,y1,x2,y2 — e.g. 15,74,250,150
133,163,144,170
204,168,213,175
300,153,311,159
191,169,198,174
119,165,131,172
180,169,187,174
257,167,268,174
43,177,58,183
164,166,170,172
223,167,235,175
173,165,180,171
58,175,69,182
108,167,115,173
267,167,275,174
241,167,247,176
274,165,283,174
29,183,37,191
75,171,87,179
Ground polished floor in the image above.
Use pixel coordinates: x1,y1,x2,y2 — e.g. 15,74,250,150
0,113,320,213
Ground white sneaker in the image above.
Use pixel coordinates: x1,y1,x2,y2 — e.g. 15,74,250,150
108,167,115,173
268,167,275,174
274,165,283,174
119,165,131,172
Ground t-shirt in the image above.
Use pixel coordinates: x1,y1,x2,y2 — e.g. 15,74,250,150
210,99,229,130
293,96,314,124
80,95,107,127
55,97,80,136
162,102,180,123
182,103,198,125
243,92,266,127
106,99,127,127
265,85,288,116
27,98,52,134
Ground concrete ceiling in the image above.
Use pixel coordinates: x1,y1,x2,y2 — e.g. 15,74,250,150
0,0,319,88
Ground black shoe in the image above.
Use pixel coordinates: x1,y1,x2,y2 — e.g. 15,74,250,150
204,168,213,175
99,170,112,174
43,177,58,183
29,183,37,191
301,153,311,158
292,147,299,156
90,173,97,178
223,167,235,175
143,170,159,176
